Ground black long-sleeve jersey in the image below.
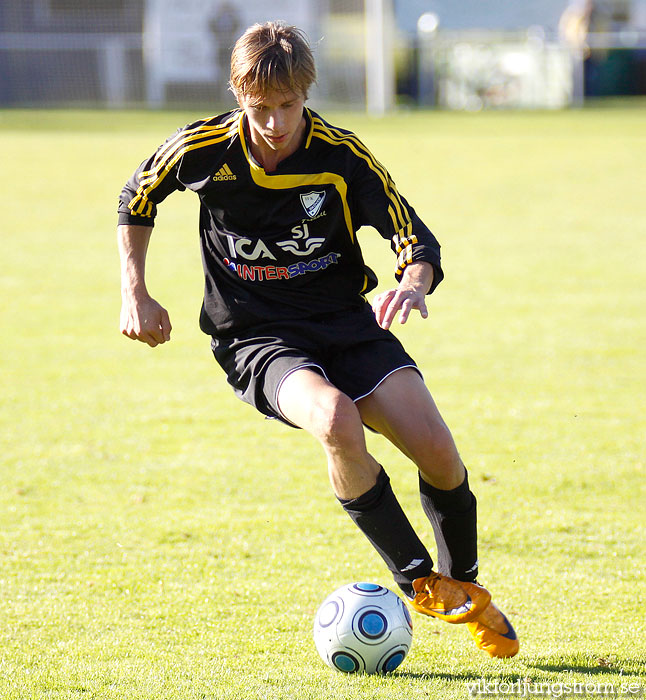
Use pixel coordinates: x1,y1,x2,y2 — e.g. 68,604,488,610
118,108,444,338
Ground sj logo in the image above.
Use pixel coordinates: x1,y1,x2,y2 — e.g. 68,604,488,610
277,223,325,256
224,222,326,262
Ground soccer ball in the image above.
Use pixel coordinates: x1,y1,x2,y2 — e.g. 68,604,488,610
313,582,413,674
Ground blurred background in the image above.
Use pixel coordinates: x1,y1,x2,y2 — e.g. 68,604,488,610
1,0,645,113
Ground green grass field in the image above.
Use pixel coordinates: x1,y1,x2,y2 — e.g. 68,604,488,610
1,103,645,699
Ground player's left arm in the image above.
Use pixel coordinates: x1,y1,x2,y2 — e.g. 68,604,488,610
372,261,434,330
346,135,443,327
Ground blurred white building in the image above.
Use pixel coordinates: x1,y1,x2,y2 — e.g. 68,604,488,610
397,0,646,108
0,0,644,108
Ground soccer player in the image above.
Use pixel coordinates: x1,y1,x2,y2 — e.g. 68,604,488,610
117,21,519,658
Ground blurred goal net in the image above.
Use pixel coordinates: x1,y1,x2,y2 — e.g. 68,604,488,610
0,0,368,110
3,0,641,110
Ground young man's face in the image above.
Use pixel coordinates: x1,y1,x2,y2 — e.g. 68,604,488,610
238,86,306,165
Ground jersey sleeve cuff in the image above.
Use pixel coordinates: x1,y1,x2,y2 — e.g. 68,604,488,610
412,249,443,294
117,211,155,227
395,257,444,294
428,262,444,294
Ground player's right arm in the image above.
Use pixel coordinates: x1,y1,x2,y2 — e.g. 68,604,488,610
117,224,172,347
117,114,237,345
116,128,188,347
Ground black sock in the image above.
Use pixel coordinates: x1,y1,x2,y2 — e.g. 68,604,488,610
418,471,479,582
338,467,433,598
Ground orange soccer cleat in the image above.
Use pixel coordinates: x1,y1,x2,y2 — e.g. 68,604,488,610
408,572,491,624
466,600,519,658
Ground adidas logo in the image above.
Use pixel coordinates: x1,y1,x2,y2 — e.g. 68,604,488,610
213,163,237,181
401,558,425,573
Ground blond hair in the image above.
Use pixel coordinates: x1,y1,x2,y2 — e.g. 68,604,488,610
229,21,316,100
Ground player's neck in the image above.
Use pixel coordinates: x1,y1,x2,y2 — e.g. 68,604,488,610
248,116,306,172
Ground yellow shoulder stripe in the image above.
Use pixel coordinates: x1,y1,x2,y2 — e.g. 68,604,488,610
139,114,239,185
238,115,355,243
310,117,411,234
311,116,422,275
128,114,240,216
146,111,240,175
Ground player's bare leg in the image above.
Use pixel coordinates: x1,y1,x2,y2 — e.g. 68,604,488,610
277,367,489,624
355,367,463,489
357,367,478,576
357,367,518,656
276,367,380,499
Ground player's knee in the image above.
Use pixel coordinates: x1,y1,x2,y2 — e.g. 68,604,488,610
416,421,461,475
311,391,362,450
434,423,460,462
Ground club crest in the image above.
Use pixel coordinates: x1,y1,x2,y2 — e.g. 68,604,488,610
300,190,326,218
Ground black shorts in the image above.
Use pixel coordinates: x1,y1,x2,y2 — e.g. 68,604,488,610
210,305,419,427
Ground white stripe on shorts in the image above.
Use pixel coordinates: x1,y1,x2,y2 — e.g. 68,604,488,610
352,364,421,403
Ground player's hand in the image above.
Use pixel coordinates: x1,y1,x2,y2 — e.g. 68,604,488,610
120,293,172,347
372,287,428,330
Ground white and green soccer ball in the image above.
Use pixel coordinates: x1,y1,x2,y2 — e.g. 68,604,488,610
313,582,413,674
